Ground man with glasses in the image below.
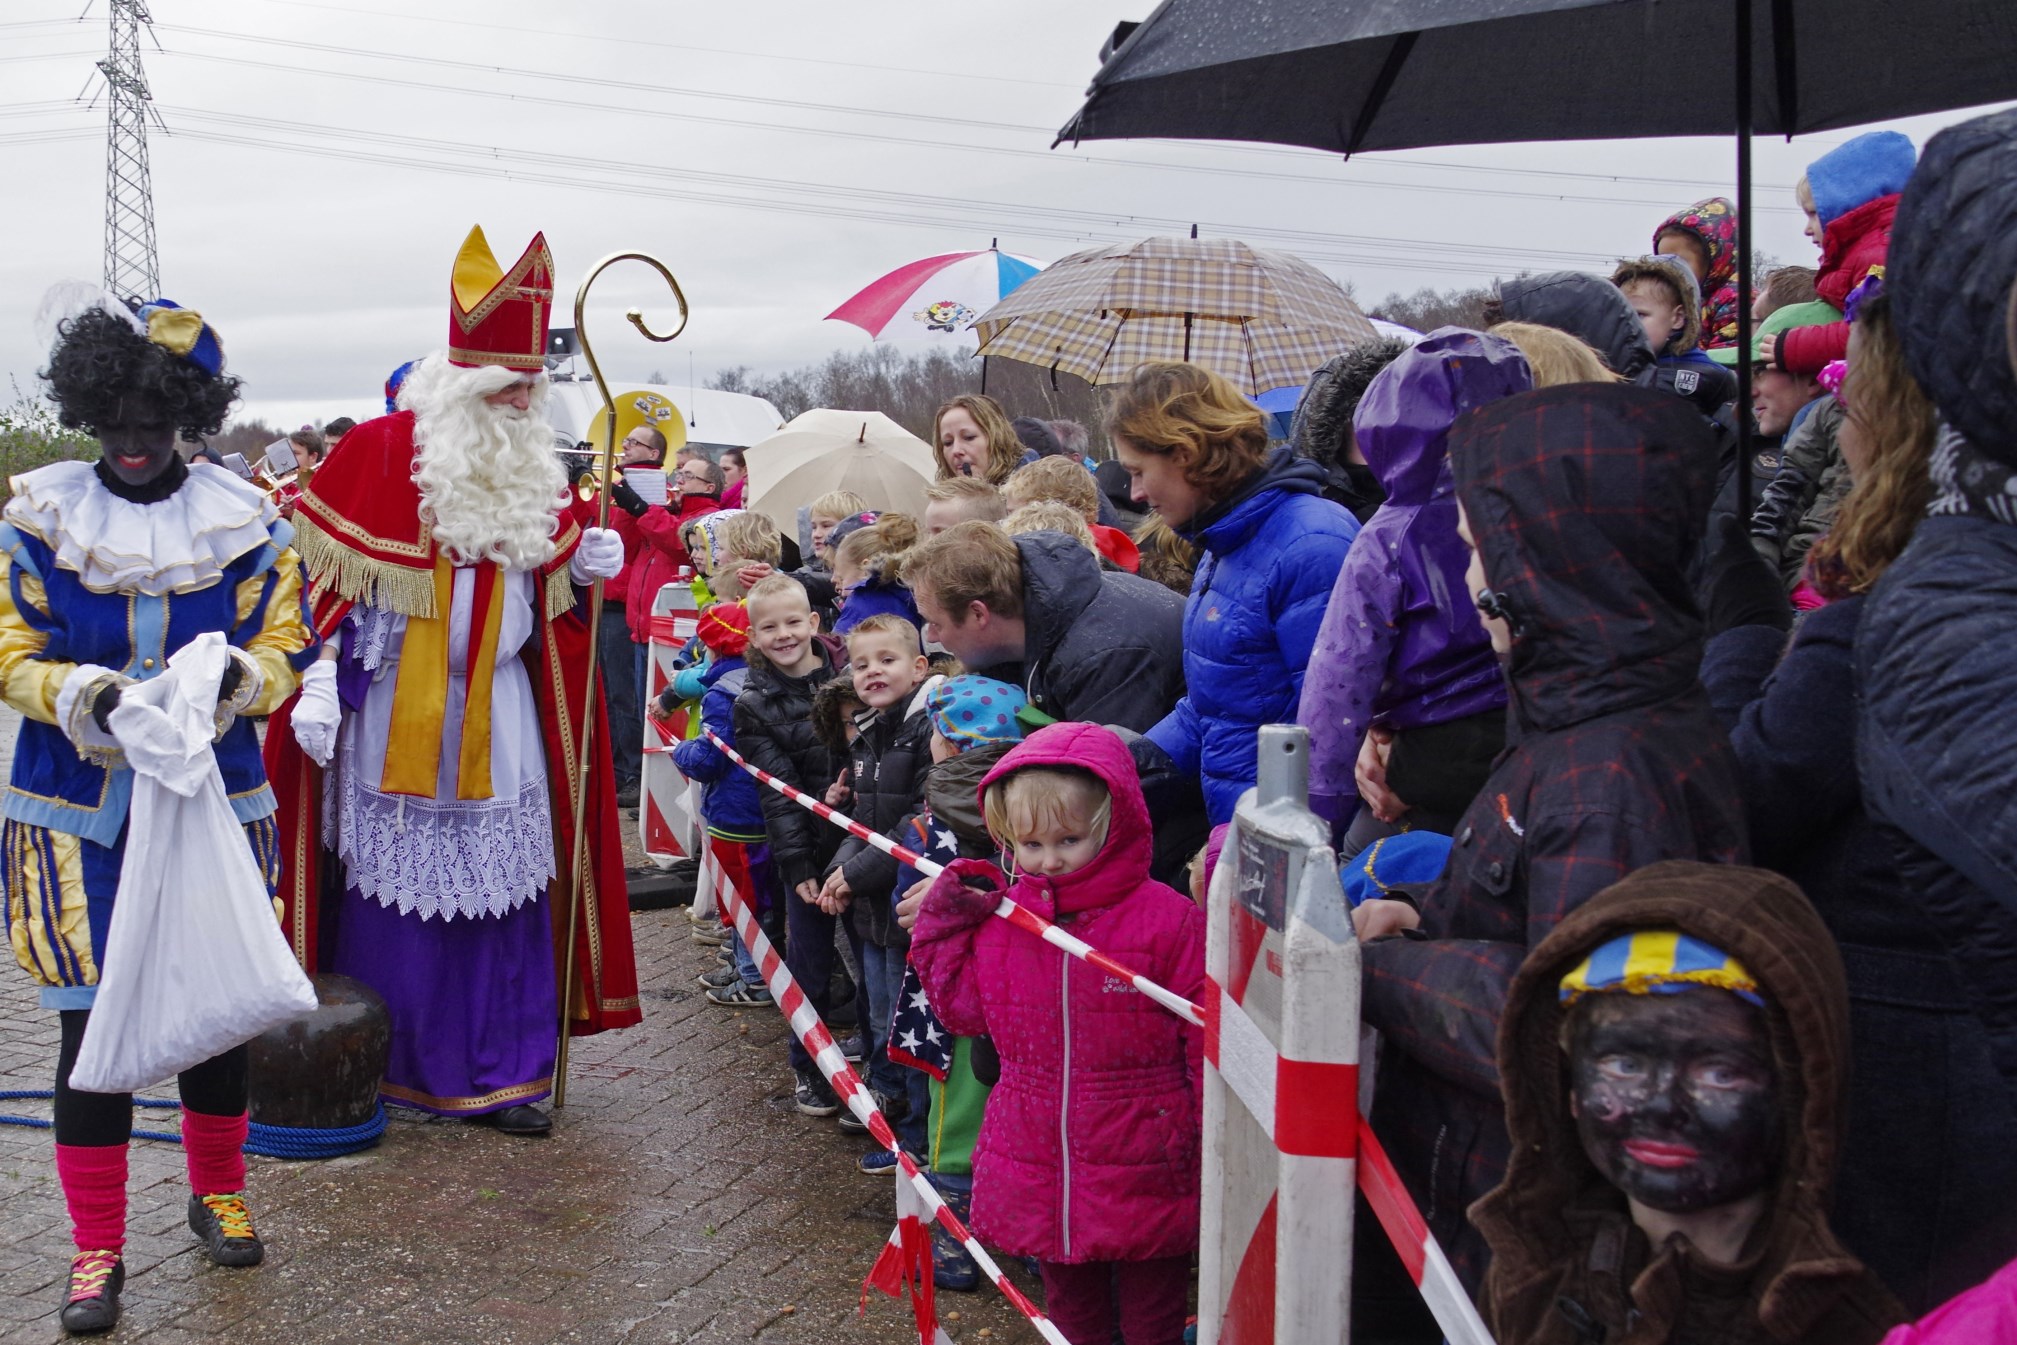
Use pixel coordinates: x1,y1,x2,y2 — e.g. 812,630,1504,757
621,452,724,795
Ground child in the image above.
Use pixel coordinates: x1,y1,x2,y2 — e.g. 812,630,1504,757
661,603,773,1007
1652,195,1740,350
1003,457,1140,572
1765,131,1916,377
786,489,869,627
1476,861,1902,1344
922,475,1009,536
818,615,942,1134
911,722,1206,1345
828,513,923,635
695,510,780,603
881,677,1028,1290
1613,254,1737,418
731,575,858,1115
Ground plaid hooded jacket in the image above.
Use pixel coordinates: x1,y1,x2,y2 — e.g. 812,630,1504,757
1359,383,1749,1287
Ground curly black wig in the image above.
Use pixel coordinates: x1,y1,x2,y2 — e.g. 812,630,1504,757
1288,337,1410,469
41,306,241,439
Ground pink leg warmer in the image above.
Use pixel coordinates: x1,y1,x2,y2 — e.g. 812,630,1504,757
53,1144,128,1254
180,1109,248,1197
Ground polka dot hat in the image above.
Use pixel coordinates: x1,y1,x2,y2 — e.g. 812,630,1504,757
924,675,1027,749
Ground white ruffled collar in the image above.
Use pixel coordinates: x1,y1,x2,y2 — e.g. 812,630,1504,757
5,460,278,596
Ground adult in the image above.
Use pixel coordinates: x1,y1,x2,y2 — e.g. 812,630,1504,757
1491,271,1656,382
1010,415,1064,461
931,393,1024,485
573,422,667,803
1289,336,1412,522
1357,384,1745,1303
320,415,356,449
1857,109,2017,1104
3,297,314,1330
719,446,748,508
1106,362,1360,826
1701,288,2017,1312
268,225,641,1140
906,521,1183,732
1297,330,1529,849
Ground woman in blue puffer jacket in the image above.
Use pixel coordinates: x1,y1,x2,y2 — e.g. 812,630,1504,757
1110,362,1361,824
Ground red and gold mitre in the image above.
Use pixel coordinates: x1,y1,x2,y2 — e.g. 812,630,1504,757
447,225,554,371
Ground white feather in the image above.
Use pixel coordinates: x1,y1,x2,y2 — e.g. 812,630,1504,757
35,282,145,348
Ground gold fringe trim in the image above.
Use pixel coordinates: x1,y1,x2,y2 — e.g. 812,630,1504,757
295,515,440,618
544,564,575,621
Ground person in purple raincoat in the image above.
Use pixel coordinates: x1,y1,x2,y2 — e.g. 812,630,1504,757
1297,329,1533,855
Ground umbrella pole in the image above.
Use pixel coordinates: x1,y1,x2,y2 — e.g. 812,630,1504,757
1734,0,1755,520
980,352,989,396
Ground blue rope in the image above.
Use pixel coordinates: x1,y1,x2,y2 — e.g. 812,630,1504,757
245,1106,387,1159
0,1090,388,1158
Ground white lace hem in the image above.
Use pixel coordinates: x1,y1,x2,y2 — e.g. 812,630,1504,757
332,772,556,922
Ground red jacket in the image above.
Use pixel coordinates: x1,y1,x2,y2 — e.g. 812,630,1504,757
564,495,642,607
625,492,718,644
1779,194,1897,376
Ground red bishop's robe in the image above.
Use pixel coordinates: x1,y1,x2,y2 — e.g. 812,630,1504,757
264,410,642,1036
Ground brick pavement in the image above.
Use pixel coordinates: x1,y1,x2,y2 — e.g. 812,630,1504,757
0,710,1046,1344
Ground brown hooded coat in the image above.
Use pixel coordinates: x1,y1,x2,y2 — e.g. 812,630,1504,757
1474,861,1904,1344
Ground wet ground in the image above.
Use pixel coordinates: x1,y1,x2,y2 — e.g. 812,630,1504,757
0,709,1046,1344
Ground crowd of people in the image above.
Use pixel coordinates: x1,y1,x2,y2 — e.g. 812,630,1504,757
7,108,2017,1344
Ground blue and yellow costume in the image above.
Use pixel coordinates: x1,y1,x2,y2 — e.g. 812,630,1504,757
0,460,316,1006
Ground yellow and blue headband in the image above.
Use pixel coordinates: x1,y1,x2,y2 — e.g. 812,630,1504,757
1559,929,1763,1007
133,299,223,378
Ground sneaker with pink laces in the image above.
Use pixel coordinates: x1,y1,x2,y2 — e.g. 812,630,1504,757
57,1249,123,1335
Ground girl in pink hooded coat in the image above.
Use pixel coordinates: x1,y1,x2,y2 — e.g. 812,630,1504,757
911,721,1205,1345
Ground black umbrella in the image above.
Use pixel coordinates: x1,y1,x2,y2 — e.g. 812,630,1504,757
1058,0,2017,507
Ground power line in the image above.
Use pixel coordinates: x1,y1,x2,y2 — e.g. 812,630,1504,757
142,43,1803,218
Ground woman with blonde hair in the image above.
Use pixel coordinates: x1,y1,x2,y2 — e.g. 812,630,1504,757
1109,361,1360,824
1489,321,1622,388
932,393,1025,484
1698,281,2010,1311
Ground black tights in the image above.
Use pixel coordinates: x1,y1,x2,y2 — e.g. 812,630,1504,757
54,1009,248,1147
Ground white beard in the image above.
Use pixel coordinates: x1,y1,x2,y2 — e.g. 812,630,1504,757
399,353,567,571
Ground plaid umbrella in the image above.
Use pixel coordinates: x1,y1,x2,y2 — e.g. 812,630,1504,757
970,234,1377,396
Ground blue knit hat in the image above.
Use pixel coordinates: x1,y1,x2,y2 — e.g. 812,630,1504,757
1805,131,1917,228
1340,831,1452,907
924,676,1026,749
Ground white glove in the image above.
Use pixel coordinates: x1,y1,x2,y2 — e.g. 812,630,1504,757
570,526,625,584
291,658,341,767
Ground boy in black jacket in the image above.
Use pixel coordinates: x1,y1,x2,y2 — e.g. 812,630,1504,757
817,613,942,1134
732,575,858,1117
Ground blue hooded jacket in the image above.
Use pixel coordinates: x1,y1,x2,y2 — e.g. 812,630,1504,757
670,654,764,839
1147,448,1360,824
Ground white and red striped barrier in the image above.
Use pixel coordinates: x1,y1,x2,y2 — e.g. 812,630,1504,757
703,719,1496,1345
640,579,701,870
700,728,1205,1026
694,842,1070,1345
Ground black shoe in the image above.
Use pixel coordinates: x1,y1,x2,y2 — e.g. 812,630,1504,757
58,1251,122,1334
838,1033,865,1062
475,1104,552,1137
187,1193,265,1267
838,1087,902,1134
615,782,640,808
793,1069,840,1117
698,963,742,989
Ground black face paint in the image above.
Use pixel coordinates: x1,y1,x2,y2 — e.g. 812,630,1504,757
1568,988,1780,1215
96,420,180,487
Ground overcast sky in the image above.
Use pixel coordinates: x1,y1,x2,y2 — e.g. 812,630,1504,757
3,0,2007,433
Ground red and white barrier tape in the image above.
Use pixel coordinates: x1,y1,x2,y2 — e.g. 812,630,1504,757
695,844,1070,1345
697,726,1492,1345
701,729,1205,1027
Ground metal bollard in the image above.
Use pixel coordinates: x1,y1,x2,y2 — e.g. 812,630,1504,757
1201,725,1360,1344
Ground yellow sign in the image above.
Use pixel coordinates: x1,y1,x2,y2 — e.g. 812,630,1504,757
587,388,688,461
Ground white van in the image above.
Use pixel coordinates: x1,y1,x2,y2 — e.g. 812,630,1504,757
543,378,783,459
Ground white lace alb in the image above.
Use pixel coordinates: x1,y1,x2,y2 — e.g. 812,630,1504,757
331,769,555,922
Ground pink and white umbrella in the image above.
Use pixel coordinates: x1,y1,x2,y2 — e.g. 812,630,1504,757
827,244,1047,343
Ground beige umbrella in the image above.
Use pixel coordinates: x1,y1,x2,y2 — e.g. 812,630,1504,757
971,234,1377,396
743,409,936,537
